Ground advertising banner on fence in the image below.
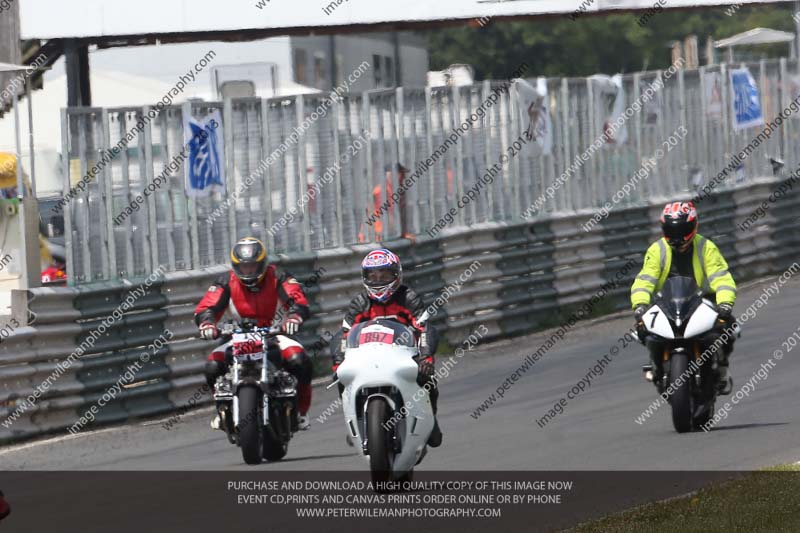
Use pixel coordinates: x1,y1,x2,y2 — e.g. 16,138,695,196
704,71,723,118
729,67,764,130
513,77,553,155
184,110,226,197
640,76,663,125
591,74,628,146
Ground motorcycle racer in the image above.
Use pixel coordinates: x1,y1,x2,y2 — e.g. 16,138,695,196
332,248,442,447
195,237,313,430
631,201,737,393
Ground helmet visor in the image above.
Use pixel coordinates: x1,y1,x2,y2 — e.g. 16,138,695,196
364,268,397,285
663,221,694,245
237,262,260,276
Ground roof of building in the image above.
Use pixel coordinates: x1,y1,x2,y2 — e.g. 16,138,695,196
22,0,788,41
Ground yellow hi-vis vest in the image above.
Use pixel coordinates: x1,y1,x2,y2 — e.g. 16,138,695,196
630,234,736,308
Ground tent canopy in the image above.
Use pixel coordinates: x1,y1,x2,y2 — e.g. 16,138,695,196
715,27,796,49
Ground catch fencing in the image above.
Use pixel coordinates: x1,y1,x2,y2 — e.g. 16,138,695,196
59,57,800,285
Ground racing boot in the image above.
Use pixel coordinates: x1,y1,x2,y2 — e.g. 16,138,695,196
645,345,665,393
426,386,442,447
206,361,230,429
210,400,229,430
715,345,733,395
716,364,733,395
427,417,442,448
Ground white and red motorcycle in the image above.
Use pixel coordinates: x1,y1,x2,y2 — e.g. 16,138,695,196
336,319,434,483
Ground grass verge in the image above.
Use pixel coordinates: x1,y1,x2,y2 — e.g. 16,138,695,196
569,464,800,532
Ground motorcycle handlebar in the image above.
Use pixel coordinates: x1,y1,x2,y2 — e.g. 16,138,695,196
218,321,281,337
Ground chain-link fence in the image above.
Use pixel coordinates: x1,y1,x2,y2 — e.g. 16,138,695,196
60,57,800,285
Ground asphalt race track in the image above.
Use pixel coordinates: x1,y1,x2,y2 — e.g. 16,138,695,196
3,274,799,473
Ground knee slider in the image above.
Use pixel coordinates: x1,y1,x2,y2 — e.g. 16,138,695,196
204,360,227,387
285,352,312,383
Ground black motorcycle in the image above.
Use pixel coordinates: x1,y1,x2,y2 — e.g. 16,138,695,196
639,277,735,433
213,321,299,464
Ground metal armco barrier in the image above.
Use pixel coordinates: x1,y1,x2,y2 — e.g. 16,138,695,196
2,179,798,444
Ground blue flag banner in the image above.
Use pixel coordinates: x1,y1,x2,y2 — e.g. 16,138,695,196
729,67,764,131
184,110,226,197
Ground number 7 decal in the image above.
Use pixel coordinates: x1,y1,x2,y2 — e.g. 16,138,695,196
649,310,660,328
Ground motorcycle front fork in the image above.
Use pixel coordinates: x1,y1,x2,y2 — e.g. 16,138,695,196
645,346,717,394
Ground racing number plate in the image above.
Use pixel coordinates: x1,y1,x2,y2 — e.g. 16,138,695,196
232,332,263,361
358,324,395,345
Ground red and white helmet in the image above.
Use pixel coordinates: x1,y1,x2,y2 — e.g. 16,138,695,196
361,248,402,302
660,201,698,249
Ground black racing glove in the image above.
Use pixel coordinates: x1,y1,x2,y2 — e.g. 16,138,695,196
332,332,347,373
332,352,344,373
633,305,648,343
716,303,734,330
417,357,435,386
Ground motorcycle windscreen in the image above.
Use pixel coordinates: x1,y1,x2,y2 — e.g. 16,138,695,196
346,319,418,349
654,276,702,323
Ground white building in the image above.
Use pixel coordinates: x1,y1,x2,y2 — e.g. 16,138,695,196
0,32,428,197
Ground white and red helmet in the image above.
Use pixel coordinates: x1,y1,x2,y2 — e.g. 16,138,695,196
660,201,698,249
361,248,402,302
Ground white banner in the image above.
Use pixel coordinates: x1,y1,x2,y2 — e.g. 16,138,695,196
591,74,628,146
704,71,723,118
513,77,553,155
640,77,663,125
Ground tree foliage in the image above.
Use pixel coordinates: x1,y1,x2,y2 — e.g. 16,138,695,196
425,4,795,79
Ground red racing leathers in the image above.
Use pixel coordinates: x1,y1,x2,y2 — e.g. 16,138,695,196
194,265,312,414
336,285,438,402
342,285,427,333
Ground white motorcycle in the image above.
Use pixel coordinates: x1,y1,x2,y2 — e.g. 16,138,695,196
336,318,434,483
640,276,737,433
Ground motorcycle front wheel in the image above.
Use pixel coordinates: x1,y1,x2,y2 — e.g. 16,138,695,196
237,386,263,465
669,353,693,433
367,398,393,484
263,401,289,462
